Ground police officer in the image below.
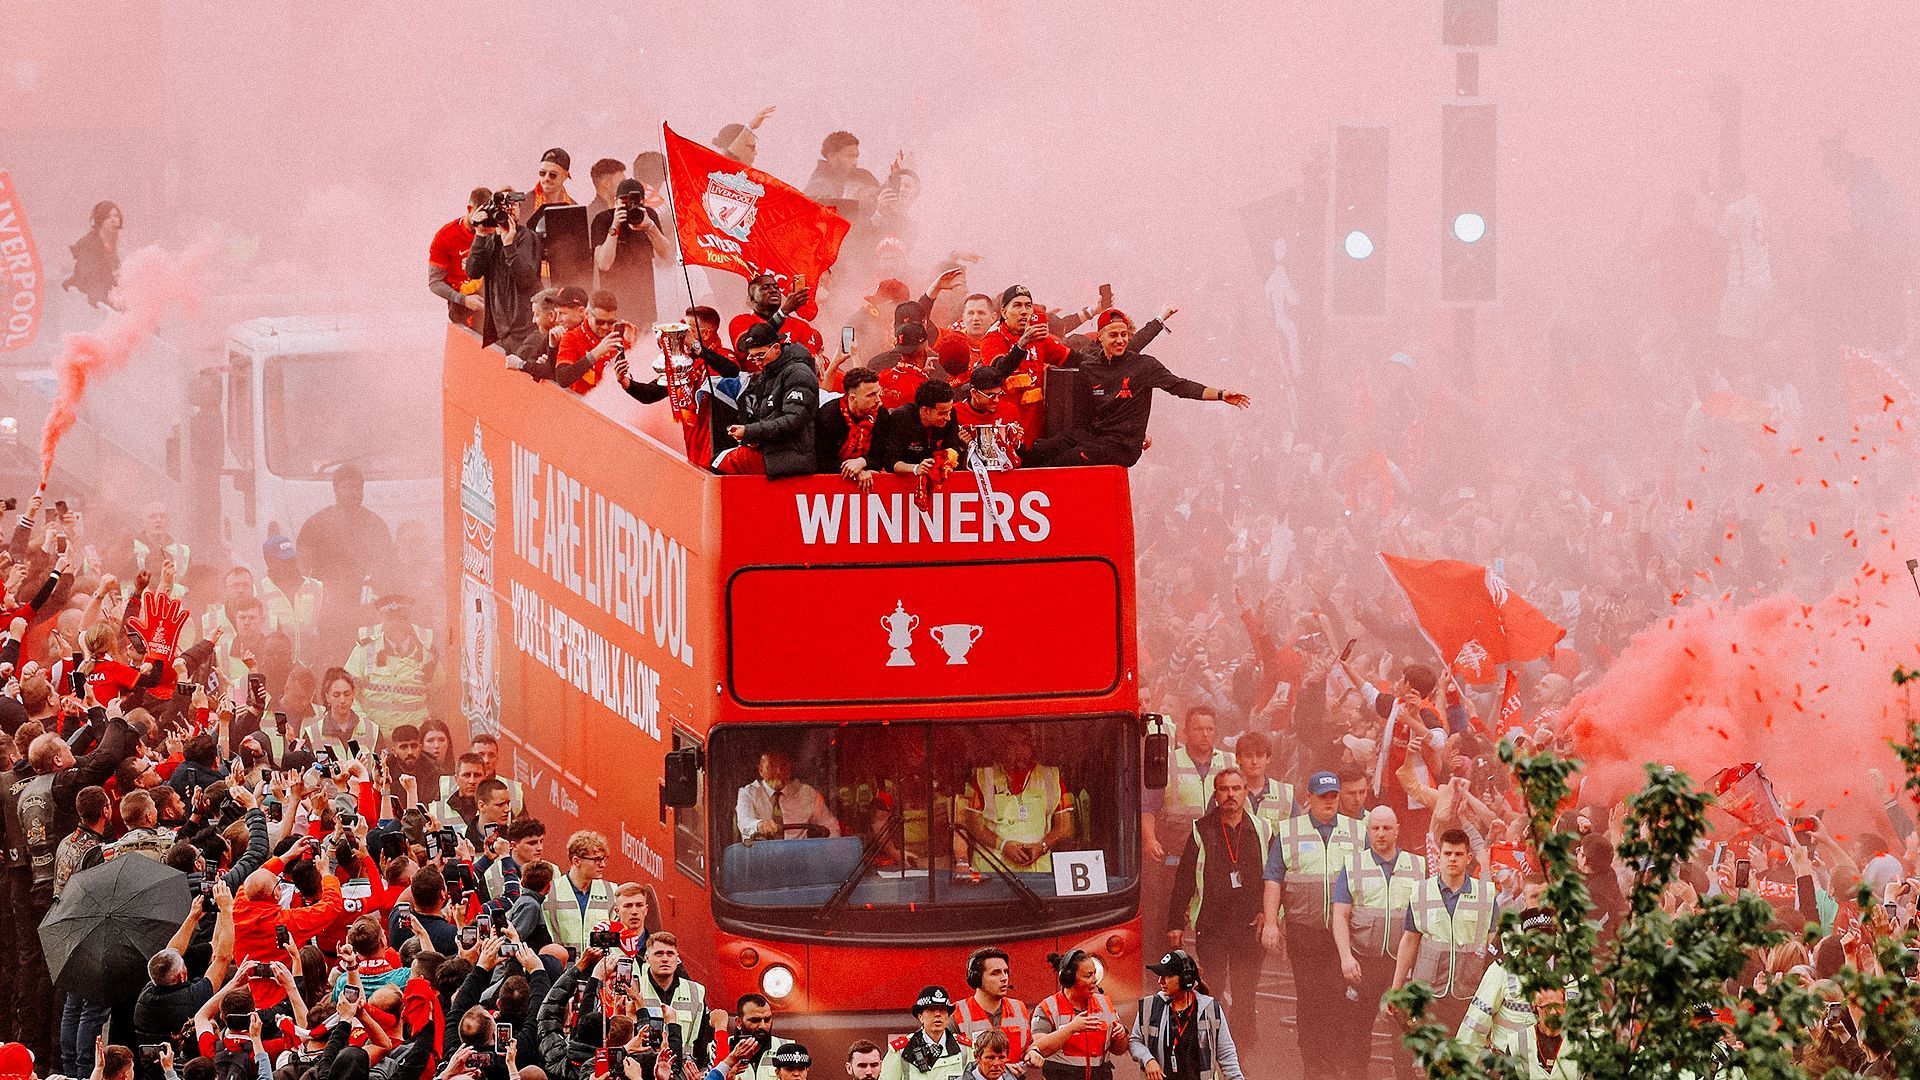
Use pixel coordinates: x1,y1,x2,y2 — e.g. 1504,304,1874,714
345,591,439,743
1164,768,1268,1051
1331,806,1424,1080
767,1043,813,1080
881,987,971,1080
1259,769,1364,1072
541,829,617,952
1141,706,1229,967
1392,829,1500,1038
1455,910,1575,1074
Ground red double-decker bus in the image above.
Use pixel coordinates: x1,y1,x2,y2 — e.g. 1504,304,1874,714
442,326,1145,1047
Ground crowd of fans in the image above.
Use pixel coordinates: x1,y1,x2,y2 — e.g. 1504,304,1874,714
2,100,1909,1080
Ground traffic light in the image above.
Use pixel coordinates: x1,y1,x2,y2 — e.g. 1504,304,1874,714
1443,0,1498,47
1329,125,1389,319
1441,103,1498,305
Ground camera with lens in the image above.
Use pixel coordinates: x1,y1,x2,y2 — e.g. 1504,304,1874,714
474,190,527,229
617,191,649,235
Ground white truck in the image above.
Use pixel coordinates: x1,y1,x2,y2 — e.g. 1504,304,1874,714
2,312,443,571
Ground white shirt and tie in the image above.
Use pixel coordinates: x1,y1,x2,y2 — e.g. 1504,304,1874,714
735,779,842,842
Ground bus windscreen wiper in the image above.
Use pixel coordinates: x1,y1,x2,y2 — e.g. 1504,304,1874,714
953,821,1048,917
815,810,903,926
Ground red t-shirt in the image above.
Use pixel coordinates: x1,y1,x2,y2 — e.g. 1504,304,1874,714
428,219,475,291
555,324,610,395
86,660,142,707
877,361,931,411
728,313,820,356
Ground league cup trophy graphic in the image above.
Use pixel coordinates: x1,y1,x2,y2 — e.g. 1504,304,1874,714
929,623,984,665
881,601,920,667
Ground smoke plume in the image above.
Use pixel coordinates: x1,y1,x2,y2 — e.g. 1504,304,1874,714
39,241,217,479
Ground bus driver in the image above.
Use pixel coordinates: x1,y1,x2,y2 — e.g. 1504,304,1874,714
736,749,842,842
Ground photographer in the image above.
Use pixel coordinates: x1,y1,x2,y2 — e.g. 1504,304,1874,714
463,189,542,360
590,179,668,331
554,291,637,396
429,188,490,327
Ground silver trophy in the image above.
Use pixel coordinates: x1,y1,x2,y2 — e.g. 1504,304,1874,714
963,421,1021,472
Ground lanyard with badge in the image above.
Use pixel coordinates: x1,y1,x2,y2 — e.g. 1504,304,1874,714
1220,820,1243,889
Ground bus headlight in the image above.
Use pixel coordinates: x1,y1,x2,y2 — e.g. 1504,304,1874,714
761,964,795,999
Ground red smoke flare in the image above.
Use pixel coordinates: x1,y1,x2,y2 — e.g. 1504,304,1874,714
40,243,216,480
1565,503,1920,821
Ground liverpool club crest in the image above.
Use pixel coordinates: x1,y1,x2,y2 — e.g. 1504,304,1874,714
703,170,765,242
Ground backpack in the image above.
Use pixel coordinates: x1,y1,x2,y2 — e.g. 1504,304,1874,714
370,1037,429,1080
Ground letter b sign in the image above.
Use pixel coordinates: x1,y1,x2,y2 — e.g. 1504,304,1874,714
1051,851,1109,896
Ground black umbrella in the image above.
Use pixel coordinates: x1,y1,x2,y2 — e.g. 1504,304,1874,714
39,854,190,998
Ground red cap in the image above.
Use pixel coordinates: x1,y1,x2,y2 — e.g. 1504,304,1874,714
1096,308,1132,330
866,278,910,305
0,1042,34,1080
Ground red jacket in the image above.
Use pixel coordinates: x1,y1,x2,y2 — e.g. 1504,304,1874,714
234,873,344,1003
978,324,1071,444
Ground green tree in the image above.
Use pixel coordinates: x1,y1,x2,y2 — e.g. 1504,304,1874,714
1386,670,1920,1078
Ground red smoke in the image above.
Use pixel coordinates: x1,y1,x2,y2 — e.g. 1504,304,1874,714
1565,503,1920,820
40,242,216,479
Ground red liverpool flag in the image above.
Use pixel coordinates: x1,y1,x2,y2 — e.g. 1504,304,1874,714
1379,553,1566,684
663,124,849,318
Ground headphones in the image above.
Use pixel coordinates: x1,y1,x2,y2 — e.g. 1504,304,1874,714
1172,954,1197,992
1055,948,1089,989
966,947,1008,991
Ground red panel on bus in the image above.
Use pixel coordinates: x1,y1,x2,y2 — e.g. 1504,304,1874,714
727,558,1122,705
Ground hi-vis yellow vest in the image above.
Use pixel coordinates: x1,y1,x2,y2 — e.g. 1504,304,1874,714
1345,848,1425,956
972,764,1064,871
1410,875,1497,998
1273,813,1363,929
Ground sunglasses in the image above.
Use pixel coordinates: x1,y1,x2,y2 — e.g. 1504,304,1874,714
538,169,563,180
976,389,1005,400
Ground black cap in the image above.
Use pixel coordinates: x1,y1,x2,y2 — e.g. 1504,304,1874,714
912,985,954,1013
735,321,781,354
768,1044,811,1071
998,285,1032,309
615,178,646,198
540,148,571,173
553,285,589,308
895,321,928,349
893,301,925,327
1518,908,1557,934
968,366,1005,391
1147,949,1197,978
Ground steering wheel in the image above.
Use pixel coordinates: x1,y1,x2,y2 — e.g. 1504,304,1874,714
780,823,831,839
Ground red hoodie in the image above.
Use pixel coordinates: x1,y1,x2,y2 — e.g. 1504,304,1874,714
234,871,344,1005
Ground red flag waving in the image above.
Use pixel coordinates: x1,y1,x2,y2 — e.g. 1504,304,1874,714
1496,669,1523,735
1379,553,1566,684
663,124,850,318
